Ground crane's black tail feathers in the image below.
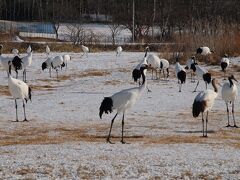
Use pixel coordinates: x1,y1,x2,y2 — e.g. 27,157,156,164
221,62,227,72
177,70,186,84
203,73,211,84
99,97,113,119
12,56,22,70
132,69,141,82
196,48,203,54
192,100,205,118
25,87,32,103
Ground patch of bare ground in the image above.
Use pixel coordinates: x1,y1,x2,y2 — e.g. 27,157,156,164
104,80,122,85
39,69,111,82
117,68,131,73
15,164,54,176
0,85,11,96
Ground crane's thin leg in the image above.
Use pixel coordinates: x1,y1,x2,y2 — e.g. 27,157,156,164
151,69,153,79
22,100,28,122
49,68,51,78
121,113,126,144
179,83,182,92
163,69,165,79
14,99,18,122
16,71,18,79
205,111,208,137
232,102,238,128
205,82,207,90
155,69,158,79
223,72,226,80
193,80,199,92
202,112,204,137
56,69,58,79
190,72,192,82
166,68,169,78
159,69,161,79
226,102,230,127
107,113,118,144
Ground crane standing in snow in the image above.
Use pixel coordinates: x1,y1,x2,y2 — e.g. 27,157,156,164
185,56,196,82
62,54,71,69
81,45,89,57
21,45,33,82
42,57,53,77
175,57,186,92
116,46,122,57
51,56,65,78
8,61,32,122
192,78,220,137
221,75,238,127
99,65,148,144
220,54,230,80
46,45,50,56
132,46,149,85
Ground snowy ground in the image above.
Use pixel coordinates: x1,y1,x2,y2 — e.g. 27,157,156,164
0,51,240,179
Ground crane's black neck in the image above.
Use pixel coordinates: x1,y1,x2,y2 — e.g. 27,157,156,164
144,48,149,57
228,77,233,88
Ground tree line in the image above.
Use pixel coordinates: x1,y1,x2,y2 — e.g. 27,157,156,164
0,0,240,43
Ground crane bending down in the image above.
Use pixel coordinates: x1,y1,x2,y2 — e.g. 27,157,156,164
221,75,238,127
192,78,220,137
99,65,148,144
8,61,32,122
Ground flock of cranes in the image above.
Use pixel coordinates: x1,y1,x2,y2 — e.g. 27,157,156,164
0,43,238,144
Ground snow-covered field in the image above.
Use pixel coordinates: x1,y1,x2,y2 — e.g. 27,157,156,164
0,51,240,179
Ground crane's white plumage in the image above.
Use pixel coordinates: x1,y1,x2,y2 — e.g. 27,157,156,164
8,62,31,122
196,46,213,55
132,47,149,84
192,63,211,92
147,54,160,79
21,48,33,82
221,75,238,127
192,79,219,137
62,54,71,68
42,57,53,77
11,48,19,56
81,45,89,57
159,58,170,79
116,46,123,57
50,56,65,78
220,54,230,79
46,45,50,55
100,65,148,144
14,36,24,42
185,56,196,82
26,45,32,54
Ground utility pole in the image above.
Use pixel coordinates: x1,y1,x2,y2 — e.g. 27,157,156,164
152,0,156,40
132,0,135,43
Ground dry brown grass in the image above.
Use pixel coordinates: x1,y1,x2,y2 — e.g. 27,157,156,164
104,80,122,85
0,85,11,96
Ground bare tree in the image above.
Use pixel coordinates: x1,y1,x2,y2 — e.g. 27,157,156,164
108,23,122,45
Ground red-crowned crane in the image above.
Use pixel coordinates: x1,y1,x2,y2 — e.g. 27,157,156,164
220,54,230,80
132,46,149,85
51,56,65,78
221,75,238,127
185,56,196,82
99,65,148,144
8,61,32,122
175,57,186,92
196,46,214,56
42,57,53,77
116,46,123,57
21,46,33,82
81,45,89,57
192,62,211,92
192,78,220,137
